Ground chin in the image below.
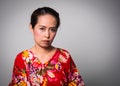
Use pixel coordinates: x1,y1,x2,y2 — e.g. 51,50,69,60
41,44,52,48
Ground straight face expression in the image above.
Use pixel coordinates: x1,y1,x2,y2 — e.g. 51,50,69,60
30,14,57,48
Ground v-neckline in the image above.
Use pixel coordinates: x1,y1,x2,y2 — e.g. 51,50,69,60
28,48,59,65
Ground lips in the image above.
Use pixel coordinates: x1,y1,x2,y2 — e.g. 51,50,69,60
42,40,50,43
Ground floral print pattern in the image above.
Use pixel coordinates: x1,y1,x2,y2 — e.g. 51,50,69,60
9,48,85,86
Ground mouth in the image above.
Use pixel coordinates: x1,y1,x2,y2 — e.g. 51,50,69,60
42,40,50,43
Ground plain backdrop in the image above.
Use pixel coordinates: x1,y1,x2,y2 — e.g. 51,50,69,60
0,0,120,86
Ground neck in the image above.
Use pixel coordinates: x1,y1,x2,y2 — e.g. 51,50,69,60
31,44,54,55
30,44,57,64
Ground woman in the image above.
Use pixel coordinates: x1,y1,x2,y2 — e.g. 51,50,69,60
9,7,85,86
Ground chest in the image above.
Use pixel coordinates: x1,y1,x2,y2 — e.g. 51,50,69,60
25,58,67,86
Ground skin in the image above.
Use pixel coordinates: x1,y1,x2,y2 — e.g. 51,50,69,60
29,14,58,64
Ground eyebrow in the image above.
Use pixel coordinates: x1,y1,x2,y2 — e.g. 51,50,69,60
39,25,46,28
39,25,56,28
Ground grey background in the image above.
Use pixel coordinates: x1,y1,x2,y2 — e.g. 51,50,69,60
0,0,120,86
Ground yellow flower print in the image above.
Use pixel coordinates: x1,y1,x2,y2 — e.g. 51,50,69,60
44,62,48,66
19,81,27,86
21,72,26,77
21,69,26,77
68,81,77,86
55,62,61,71
13,84,17,86
35,58,41,64
22,50,29,58
43,78,47,86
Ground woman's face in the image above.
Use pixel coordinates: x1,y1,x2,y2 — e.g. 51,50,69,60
30,14,57,48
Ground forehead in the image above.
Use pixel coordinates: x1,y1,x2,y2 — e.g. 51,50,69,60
37,14,57,27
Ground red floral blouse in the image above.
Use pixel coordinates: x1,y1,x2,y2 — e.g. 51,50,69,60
9,48,85,86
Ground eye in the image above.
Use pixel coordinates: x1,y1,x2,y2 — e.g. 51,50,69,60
39,27,45,31
50,28,57,32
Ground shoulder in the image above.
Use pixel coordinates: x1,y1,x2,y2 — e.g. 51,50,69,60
58,48,71,56
15,50,29,58
14,49,33,62
57,48,72,63
13,50,28,67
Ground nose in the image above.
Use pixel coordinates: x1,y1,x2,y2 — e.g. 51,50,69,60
45,30,50,38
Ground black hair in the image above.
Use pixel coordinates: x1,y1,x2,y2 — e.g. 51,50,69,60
30,7,60,29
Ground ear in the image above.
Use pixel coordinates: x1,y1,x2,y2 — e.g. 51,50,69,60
29,24,34,34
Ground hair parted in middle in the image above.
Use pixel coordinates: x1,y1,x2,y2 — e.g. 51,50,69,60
30,7,60,29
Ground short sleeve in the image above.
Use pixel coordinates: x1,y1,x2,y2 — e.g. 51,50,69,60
9,53,30,86
62,50,85,86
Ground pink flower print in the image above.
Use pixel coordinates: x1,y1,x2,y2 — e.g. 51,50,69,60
47,71,55,78
59,55,68,63
37,75,43,83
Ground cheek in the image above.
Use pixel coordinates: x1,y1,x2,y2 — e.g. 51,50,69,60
50,33,56,39
34,30,42,38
